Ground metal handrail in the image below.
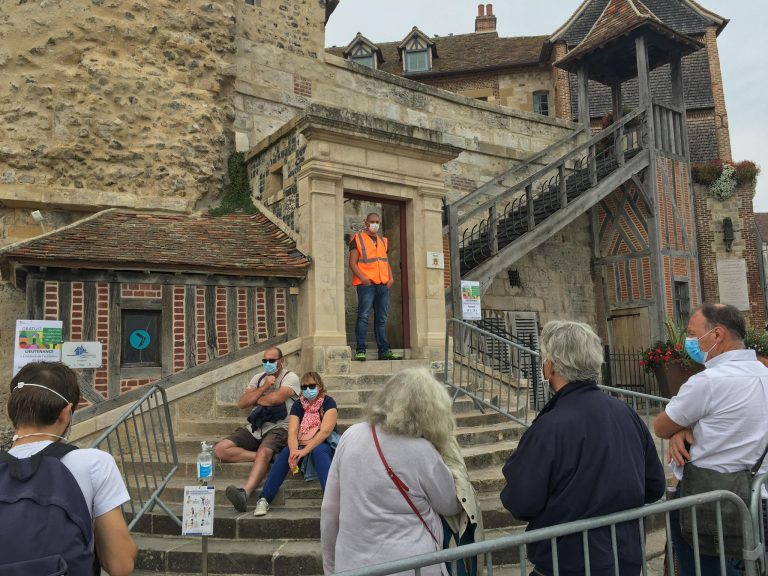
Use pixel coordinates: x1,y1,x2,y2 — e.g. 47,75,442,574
90,384,181,529
333,490,761,576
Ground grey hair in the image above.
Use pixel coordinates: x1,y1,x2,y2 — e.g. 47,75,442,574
367,367,455,454
540,320,603,383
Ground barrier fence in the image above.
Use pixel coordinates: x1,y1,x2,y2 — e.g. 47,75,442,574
752,473,768,573
444,319,544,428
333,491,764,576
89,384,181,529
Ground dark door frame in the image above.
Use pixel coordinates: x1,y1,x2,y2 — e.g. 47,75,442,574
344,192,411,350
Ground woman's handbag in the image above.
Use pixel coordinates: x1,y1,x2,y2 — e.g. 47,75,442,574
679,440,768,557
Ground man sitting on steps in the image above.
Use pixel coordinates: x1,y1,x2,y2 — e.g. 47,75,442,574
214,346,301,515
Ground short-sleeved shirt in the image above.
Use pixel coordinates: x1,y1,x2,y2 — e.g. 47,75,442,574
245,369,301,439
666,349,768,480
290,395,338,431
8,440,130,520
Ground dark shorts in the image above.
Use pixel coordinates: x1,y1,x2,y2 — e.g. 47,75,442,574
225,427,288,454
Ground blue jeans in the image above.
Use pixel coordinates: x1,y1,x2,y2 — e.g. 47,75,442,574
355,284,391,355
669,489,742,576
260,442,334,503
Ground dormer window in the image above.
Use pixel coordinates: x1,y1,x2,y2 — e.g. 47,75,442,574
399,27,436,74
343,33,383,70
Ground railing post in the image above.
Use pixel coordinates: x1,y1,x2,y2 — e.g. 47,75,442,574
488,205,498,256
589,144,598,187
603,344,613,387
526,183,535,232
558,163,567,209
447,204,462,320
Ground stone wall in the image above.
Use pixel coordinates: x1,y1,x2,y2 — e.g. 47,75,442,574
483,214,598,328
498,68,553,114
0,282,25,446
0,1,239,214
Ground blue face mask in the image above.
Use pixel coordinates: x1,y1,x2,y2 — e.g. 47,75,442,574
302,387,319,400
685,328,716,364
262,361,278,375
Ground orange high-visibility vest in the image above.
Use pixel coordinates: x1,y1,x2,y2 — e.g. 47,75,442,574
351,232,390,286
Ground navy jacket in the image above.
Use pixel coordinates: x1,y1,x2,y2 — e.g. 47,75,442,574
500,381,665,576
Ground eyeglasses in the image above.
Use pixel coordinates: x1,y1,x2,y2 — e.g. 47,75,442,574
262,358,280,363
300,383,317,390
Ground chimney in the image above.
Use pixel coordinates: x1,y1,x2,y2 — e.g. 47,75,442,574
475,3,497,33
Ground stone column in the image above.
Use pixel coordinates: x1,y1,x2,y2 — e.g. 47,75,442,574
295,165,349,372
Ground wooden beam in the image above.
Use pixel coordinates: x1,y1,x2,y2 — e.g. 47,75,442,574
81,282,96,396
577,64,591,133
227,286,239,352
635,35,651,108
185,285,197,367
205,285,218,360
108,282,121,398
161,284,174,378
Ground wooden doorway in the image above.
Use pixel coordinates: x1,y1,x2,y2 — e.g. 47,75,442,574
608,307,650,351
343,194,410,352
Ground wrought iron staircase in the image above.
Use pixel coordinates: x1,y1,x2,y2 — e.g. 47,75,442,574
446,107,651,296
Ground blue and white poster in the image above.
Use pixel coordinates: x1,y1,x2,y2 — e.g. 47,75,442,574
62,341,103,369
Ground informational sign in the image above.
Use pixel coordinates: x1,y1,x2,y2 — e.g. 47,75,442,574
13,320,63,376
426,251,445,270
461,280,482,320
182,486,215,536
716,259,750,311
61,341,103,369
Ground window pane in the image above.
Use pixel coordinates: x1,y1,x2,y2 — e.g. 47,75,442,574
351,55,375,68
406,50,429,72
534,92,549,116
121,310,162,367
673,282,690,326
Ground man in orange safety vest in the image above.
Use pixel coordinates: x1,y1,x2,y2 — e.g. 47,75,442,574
348,213,402,361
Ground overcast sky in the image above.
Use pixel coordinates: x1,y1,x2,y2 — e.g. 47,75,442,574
326,1,768,212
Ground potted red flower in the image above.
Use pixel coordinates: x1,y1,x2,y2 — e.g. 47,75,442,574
640,320,703,398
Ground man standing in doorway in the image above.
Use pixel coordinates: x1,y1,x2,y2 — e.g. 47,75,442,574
349,212,402,361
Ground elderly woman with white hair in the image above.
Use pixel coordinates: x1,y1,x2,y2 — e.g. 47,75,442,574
501,320,665,576
321,367,475,576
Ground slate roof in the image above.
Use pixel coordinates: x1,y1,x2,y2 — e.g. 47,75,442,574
327,33,548,77
1,210,311,278
755,214,768,244
555,0,702,75
552,0,726,47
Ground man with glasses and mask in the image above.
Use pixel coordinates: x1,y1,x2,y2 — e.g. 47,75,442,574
216,346,300,513
1,361,136,575
654,303,768,575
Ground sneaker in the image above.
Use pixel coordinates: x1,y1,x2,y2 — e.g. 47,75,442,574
254,497,270,517
379,351,403,360
225,485,248,513
353,351,367,361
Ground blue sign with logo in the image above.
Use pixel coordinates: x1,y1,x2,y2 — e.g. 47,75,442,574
129,329,151,350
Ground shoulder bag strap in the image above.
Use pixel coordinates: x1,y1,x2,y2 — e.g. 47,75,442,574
751,437,768,476
371,423,439,544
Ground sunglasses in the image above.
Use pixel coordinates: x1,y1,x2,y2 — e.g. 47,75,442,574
300,383,318,390
262,358,280,363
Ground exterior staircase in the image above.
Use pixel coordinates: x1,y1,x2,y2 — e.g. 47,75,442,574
129,359,531,575
446,107,651,296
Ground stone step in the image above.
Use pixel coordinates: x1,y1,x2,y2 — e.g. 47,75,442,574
133,534,322,575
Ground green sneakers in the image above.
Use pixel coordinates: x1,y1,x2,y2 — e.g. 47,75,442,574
353,351,367,361
379,351,403,361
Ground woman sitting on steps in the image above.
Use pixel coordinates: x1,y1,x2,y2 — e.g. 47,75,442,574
253,371,338,516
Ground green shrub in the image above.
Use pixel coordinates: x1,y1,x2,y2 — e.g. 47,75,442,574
210,152,258,216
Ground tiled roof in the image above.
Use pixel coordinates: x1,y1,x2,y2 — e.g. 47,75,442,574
327,33,548,77
755,214,768,244
554,0,726,47
556,0,702,73
1,210,311,278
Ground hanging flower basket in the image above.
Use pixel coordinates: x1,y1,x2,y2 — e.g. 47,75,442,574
653,359,703,398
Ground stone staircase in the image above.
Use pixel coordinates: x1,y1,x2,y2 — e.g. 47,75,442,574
129,359,531,575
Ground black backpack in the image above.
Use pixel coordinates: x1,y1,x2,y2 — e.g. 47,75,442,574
0,442,98,576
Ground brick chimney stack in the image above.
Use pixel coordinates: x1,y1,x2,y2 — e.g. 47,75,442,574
475,3,497,33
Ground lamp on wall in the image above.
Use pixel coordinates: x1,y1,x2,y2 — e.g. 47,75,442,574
723,217,734,252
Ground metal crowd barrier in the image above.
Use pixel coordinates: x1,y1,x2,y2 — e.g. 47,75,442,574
89,384,181,529
444,319,544,428
333,491,762,576
752,473,768,573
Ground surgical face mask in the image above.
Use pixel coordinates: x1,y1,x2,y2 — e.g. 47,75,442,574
262,361,279,375
302,387,319,400
685,328,716,364
367,222,380,234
